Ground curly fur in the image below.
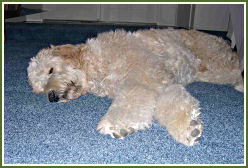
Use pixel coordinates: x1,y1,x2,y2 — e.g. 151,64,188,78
27,29,243,146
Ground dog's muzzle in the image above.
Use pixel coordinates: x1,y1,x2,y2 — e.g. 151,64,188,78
48,90,59,102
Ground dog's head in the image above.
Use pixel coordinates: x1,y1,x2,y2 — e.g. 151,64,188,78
27,44,88,102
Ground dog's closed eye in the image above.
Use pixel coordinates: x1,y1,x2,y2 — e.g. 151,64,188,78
49,68,54,74
67,80,75,86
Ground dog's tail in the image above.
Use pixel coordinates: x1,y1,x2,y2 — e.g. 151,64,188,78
196,68,244,92
234,70,244,92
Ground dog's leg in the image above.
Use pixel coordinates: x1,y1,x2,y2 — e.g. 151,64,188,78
97,83,156,139
155,84,202,146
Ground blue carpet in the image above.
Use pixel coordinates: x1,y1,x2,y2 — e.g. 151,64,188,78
4,23,244,164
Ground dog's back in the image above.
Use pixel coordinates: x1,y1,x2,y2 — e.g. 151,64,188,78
134,29,243,89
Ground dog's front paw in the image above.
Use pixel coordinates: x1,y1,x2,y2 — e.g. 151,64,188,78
185,119,202,146
169,111,203,146
97,120,136,139
165,115,203,146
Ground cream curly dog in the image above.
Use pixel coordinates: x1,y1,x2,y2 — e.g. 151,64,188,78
27,29,243,146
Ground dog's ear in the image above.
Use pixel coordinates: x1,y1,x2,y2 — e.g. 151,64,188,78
53,44,86,69
50,44,55,48
53,44,81,59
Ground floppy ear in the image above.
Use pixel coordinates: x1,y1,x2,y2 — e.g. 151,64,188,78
50,44,55,48
52,44,86,69
53,44,81,59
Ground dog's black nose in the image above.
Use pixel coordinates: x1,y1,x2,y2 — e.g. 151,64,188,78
48,90,59,102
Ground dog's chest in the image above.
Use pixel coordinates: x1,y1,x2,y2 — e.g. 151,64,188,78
85,56,130,97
